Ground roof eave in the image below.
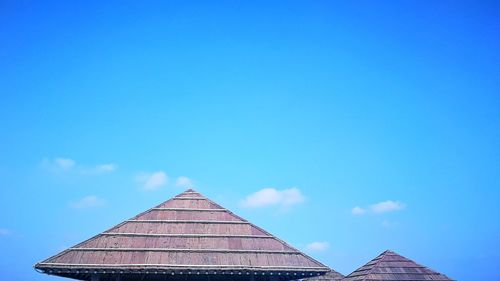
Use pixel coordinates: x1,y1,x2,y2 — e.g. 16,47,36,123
36,263,329,272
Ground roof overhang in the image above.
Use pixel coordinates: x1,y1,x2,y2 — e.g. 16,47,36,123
36,264,327,281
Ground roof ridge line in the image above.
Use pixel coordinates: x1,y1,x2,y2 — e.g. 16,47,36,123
379,250,454,279
198,192,330,270
36,190,201,265
345,250,390,278
35,192,179,265
364,250,390,276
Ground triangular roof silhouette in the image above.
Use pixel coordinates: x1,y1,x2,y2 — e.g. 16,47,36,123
343,250,454,281
35,189,330,280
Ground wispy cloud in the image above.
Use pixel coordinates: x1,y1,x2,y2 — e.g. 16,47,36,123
351,206,367,215
371,200,405,214
54,158,75,169
240,188,305,208
40,157,76,172
175,176,194,188
70,195,106,209
0,228,11,236
41,157,117,175
136,171,168,191
81,164,117,175
305,241,330,252
352,200,405,215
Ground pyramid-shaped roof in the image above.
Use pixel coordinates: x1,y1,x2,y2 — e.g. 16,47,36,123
36,189,330,280
343,250,454,281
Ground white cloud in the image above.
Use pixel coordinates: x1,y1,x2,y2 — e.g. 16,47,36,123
176,176,194,188
70,196,106,209
352,200,405,215
41,157,116,175
81,164,117,174
351,206,367,215
306,241,330,252
136,171,168,191
55,158,76,169
41,157,76,172
0,228,11,236
96,164,116,172
240,188,305,208
371,200,405,214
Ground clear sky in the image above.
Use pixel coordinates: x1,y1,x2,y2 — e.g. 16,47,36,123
0,1,499,281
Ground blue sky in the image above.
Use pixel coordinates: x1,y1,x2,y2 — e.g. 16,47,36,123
0,1,499,280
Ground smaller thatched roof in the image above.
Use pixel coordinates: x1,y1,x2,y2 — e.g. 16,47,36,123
343,250,454,281
300,269,343,281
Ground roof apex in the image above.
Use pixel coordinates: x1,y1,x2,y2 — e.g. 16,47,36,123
379,249,396,257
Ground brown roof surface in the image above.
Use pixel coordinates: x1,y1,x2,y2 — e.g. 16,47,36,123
343,250,454,281
301,269,344,281
35,189,330,280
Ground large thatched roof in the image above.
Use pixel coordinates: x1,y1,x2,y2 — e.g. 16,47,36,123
35,189,330,281
343,250,454,281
